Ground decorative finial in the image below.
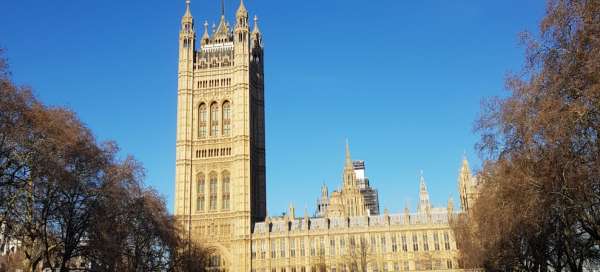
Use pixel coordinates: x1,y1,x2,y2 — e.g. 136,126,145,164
201,20,210,40
183,0,192,18
237,0,248,17
252,15,260,33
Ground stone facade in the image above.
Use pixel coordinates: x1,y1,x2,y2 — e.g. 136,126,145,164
174,0,265,270
174,1,479,271
249,143,471,272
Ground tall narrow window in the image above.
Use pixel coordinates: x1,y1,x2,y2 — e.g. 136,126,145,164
199,103,207,138
434,232,440,251
222,171,230,210
209,173,217,210
290,239,296,257
371,236,377,253
319,237,325,256
210,102,219,136
222,101,231,136
444,232,451,250
412,234,419,251
196,173,205,211
391,235,398,252
330,239,336,256
423,233,429,251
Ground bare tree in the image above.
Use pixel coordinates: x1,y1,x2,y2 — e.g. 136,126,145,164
0,51,212,271
454,0,600,271
313,254,329,272
342,236,372,272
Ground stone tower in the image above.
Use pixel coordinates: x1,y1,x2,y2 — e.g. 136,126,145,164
174,0,265,270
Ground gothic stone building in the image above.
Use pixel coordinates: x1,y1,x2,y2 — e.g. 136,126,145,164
173,1,479,271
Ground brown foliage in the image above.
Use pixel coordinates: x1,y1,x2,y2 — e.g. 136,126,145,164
0,51,209,271
454,0,600,271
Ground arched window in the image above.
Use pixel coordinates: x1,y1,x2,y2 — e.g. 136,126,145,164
222,101,231,136
222,171,230,210
209,172,218,210
196,173,205,212
210,102,219,137
199,103,207,138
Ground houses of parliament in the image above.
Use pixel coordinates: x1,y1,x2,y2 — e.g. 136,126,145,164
173,1,479,271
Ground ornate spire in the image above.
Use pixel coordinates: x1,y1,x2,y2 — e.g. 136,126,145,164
252,15,261,34
202,20,210,40
182,0,193,24
321,183,328,198
184,0,192,17
214,2,230,39
461,152,470,172
236,0,248,17
458,153,475,212
418,171,431,214
419,170,427,192
342,139,357,188
345,139,352,169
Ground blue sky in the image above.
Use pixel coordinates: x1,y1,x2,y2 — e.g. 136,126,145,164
1,0,545,215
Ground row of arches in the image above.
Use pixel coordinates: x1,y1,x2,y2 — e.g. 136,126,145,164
197,78,232,89
196,171,231,212
195,57,233,70
196,147,232,158
199,100,231,138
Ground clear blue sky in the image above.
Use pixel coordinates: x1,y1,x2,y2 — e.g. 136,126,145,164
1,0,545,215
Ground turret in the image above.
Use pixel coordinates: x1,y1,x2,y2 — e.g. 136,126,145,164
177,0,195,145
251,15,262,49
235,0,250,47
179,0,195,67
